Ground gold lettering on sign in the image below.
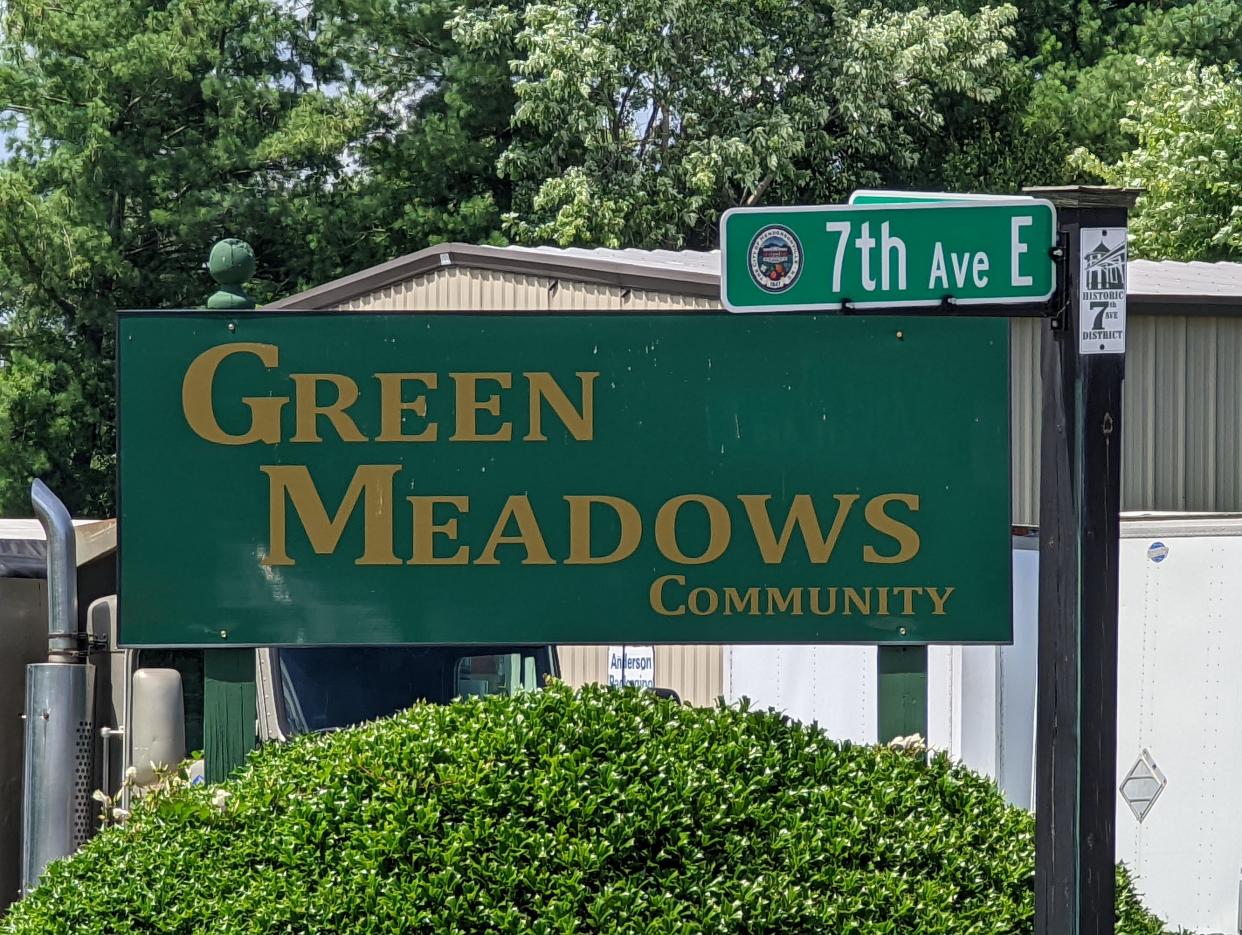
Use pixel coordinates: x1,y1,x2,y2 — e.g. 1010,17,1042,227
862,493,921,563
644,580,959,619
476,494,554,564
654,494,731,564
843,587,871,615
261,464,400,566
723,587,760,616
565,495,641,564
408,495,470,565
376,373,438,442
450,372,512,441
739,493,859,564
927,586,955,615
649,574,686,616
766,587,803,616
809,587,838,616
291,374,367,443
891,586,923,615
182,343,286,444
688,587,718,616
525,372,598,441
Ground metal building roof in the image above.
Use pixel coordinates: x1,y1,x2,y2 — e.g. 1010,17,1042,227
1129,259,1242,306
267,242,1242,312
0,519,116,578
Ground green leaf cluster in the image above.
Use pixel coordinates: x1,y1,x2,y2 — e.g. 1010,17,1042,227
452,0,1021,249
1073,57,1242,261
5,683,1174,934
1027,0,1242,168
0,0,344,514
0,0,514,517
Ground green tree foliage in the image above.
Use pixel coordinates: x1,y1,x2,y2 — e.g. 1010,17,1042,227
298,0,517,275
1029,0,1242,166
3,684,1175,934
897,61,1075,195
1074,57,1242,261
452,1,1021,248
0,0,513,516
860,0,1080,194
0,0,356,515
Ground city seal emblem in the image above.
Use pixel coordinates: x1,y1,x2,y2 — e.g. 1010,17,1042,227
748,226,802,292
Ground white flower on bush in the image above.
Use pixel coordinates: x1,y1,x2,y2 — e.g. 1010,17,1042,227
212,789,231,812
888,733,927,753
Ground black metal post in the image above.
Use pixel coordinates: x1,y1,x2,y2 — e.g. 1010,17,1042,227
1026,186,1137,935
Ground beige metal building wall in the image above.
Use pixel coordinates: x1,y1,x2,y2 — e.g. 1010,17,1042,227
337,267,719,313
1009,313,1242,524
326,263,1242,702
1011,318,1041,525
555,645,724,708
1124,314,1242,511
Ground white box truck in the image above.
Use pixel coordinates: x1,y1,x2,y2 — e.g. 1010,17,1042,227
724,514,1242,935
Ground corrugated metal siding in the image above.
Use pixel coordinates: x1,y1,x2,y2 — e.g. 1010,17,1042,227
556,645,724,708
555,645,608,689
1120,314,1242,513
339,268,717,313
1007,313,1242,523
1011,319,1041,526
1217,320,1242,509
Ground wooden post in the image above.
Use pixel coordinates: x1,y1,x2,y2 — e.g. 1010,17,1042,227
877,645,927,743
1025,186,1137,935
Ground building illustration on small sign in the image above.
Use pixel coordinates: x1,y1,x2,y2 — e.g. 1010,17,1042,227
1080,227,1127,354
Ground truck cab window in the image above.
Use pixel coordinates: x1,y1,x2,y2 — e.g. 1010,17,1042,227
277,646,552,736
456,653,540,697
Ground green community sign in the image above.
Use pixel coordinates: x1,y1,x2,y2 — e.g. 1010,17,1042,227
117,311,1011,647
720,199,1056,313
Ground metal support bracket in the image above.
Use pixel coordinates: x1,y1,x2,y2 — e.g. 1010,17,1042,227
1046,234,1071,330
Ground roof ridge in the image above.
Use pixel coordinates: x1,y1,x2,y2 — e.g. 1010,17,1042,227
265,240,1242,311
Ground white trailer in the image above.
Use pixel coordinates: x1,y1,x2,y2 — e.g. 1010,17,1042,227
722,514,1242,935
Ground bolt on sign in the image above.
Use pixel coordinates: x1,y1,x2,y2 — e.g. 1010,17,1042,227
117,312,1011,647
721,200,1056,313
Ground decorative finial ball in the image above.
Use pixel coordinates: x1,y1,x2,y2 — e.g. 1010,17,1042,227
208,238,256,286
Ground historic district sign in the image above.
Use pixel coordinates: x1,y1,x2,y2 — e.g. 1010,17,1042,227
117,312,1011,647
720,199,1056,313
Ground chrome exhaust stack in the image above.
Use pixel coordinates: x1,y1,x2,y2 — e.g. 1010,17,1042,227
31,479,77,661
20,480,95,897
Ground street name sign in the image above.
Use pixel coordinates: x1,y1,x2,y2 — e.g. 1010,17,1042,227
720,199,1056,313
848,190,1039,205
117,311,1011,647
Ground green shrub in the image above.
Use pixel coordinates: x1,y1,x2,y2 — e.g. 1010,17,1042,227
6,683,1172,934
